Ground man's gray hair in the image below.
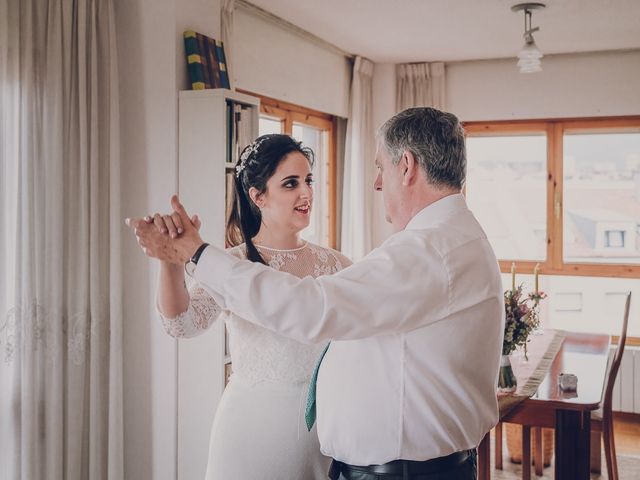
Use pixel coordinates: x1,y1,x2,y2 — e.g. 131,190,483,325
378,107,466,190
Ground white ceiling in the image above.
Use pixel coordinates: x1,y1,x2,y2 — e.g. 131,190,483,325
248,0,640,62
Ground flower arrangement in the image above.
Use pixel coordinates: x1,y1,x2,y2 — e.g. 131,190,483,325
498,263,547,393
503,286,546,359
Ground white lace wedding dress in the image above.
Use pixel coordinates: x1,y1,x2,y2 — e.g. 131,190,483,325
160,242,351,480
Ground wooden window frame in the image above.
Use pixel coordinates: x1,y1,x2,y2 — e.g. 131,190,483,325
463,116,640,280
238,90,338,249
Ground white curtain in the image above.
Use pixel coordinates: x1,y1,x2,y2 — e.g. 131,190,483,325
0,1,123,479
221,0,236,90
396,62,446,112
341,56,375,260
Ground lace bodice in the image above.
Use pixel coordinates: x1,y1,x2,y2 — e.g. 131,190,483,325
159,242,351,385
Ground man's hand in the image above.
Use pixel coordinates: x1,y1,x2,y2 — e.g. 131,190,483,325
126,195,205,265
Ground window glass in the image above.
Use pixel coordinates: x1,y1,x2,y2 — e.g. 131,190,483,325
563,132,640,264
466,135,547,260
293,123,329,246
258,116,283,135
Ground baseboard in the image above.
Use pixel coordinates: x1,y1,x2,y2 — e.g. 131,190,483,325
613,411,640,423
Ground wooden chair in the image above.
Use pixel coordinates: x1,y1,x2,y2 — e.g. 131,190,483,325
493,291,632,480
587,291,631,480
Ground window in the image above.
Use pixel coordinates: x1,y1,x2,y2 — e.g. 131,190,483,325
248,93,337,248
563,130,640,263
466,118,640,340
258,116,283,135
465,118,640,276
292,122,330,247
605,231,625,249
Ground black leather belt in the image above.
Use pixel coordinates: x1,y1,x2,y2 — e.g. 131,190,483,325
330,449,474,478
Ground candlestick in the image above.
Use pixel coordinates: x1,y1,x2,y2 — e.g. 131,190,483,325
534,263,540,294
511,262,516,292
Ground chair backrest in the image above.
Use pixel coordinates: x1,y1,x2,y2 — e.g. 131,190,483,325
602,291,632,412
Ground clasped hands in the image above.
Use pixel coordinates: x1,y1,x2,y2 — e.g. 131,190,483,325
125,195,205,265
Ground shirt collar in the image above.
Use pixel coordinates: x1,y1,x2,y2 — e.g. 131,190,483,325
405,193,468,230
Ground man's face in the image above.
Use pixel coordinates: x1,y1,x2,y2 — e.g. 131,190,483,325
374,142,406,232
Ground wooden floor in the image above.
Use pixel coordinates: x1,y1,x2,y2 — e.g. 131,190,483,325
613,413,640,456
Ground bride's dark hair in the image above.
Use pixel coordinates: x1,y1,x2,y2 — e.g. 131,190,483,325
226,134,315,264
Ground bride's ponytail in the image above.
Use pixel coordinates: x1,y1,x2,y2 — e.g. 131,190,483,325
225,174,264,264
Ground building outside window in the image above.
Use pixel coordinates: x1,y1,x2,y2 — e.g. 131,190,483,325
605,230,625,248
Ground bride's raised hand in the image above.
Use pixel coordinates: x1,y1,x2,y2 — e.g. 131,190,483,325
144,211,202,238
125,196,203,264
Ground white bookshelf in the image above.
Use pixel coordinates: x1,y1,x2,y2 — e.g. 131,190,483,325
177,88,259,480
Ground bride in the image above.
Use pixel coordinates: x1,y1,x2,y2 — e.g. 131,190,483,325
147,134,351,479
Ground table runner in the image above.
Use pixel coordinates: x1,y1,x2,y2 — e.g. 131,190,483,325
498,329,567,418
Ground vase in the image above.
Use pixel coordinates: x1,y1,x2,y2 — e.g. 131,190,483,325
497,354,517,393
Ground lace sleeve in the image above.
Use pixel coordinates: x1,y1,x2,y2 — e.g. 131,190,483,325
160,285,223,338
159,245,246,338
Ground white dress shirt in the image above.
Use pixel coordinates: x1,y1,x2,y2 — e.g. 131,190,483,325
194,194,504,466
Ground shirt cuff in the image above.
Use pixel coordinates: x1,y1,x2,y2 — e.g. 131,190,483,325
193,245,239,307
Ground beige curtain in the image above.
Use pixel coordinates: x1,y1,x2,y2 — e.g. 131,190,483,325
396,62,446,112
0,1,123,479
341,56,375,260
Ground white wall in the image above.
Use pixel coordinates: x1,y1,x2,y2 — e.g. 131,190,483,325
447,49,640,121
114,0,220,479
233,7,351,118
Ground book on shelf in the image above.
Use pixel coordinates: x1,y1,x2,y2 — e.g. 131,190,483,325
226,100,255,165
226,101,234,164
225,172,235,223
234,103,242,163
237,104,254,160
215,39,231,89
224,325,230,357
183,31,230,90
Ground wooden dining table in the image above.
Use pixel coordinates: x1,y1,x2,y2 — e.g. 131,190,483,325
478,331,611,480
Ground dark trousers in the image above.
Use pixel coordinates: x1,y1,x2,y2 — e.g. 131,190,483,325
329,450,477,480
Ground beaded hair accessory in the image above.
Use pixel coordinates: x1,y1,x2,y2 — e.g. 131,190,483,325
235,137,267,177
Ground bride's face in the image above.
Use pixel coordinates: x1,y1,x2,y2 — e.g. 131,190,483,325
252,152,314,234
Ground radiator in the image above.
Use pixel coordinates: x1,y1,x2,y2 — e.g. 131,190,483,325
611,345,640,414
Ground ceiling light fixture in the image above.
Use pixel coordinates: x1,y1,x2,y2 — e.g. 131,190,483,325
511,3,546,73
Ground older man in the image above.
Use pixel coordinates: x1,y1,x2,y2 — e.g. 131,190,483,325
129,107,504,479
